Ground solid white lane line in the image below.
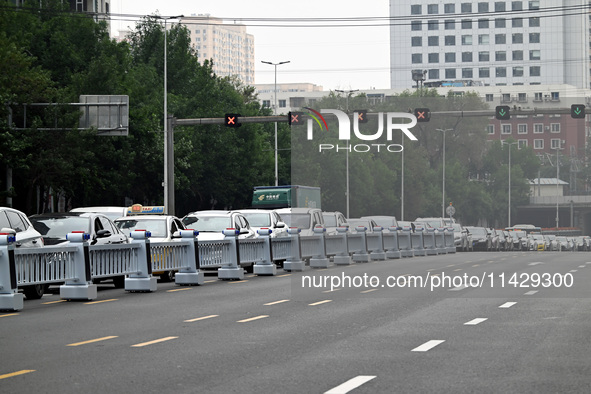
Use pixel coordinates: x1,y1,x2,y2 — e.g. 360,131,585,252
464,318,488,326
237,315,268,323
67,336,118,347
524,290,538,296
499,302,517,308
309,300,332,306
131,336,178,347
569,270,578,273
184,315,219,322
411,340,445,352
361,289,378,294
449,285,468,291
324,375,377,394
264,299,289,306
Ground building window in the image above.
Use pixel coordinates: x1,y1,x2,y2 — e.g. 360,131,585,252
529,50,541,60
534,139,544,149
411,21,422,31
412,54,423,64
495,2,506,12
518,124,527,134
445,69,457,78
487,125,495,134
478,19,489,28
529,1,540,10
411,5,422,14
530,66,541,76
502,124,512,134
534,93,543,101
445,20,456,30
428,20,439,30
529,33,540,43
445,52,456,62
551,139,561,149
462,19,473,29
518,139,528,149
412,37,422,47
444,3,455,13
428,69,440,79
512,1,523,10
513,67,524,77
495,18,506,28
496,51,507,61
462,68,473,78
512,33,523,44
461,3,472,12
478,34,490,44
478,2,489,12
551,92,559,100
428,36,439,46
262,100,271,108
461,35,473,45
479,68,490,78
479,51,490,62
529,17,540,27
533,123,543,133
428,53,439,63
551,123,560,133
512,18,523,27
445,35,456,46
496,67,507,77
485,94,494,102
279,100,286,108
495,34,506,44
462,52,473,62
512,50,523,61
518,93,527,102
428,4,439,14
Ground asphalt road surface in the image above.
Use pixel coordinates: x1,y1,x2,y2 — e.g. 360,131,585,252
2,251,591,393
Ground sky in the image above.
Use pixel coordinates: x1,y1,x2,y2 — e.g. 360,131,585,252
109,0,391,90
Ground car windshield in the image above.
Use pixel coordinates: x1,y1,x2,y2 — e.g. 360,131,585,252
240,213,271,227
116,219,167,238
323,214,337,227
280,214,311,229
182,216,232,232
452,223,462,231
30,216,90,238
468,227,486,236
419,220,442,228
532,234,544,240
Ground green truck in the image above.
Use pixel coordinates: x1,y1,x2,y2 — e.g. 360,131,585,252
251,185,321,209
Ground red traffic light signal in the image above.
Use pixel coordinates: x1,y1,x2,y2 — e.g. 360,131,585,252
288,111,304,126
414,108,430,122
224,113,241,127
355,110,368,124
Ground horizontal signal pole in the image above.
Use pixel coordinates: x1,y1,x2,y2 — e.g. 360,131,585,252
174,115,287,126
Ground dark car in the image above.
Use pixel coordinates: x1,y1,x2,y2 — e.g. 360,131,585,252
465,226,491,251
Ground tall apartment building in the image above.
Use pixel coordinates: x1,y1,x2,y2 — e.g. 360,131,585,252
390,1,590,89
181,14,255,85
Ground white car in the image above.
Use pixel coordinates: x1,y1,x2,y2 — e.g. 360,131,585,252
114,213,185,281
181,210,257,241
69,206,128,221
0,206,44,248
275,208,324,237
322,211,349,235
234,209,287,237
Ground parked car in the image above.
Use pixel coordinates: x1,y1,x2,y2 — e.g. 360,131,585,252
0,207,45,299
502,231,514,251
322,211,349,234
465,226,490,251
234,209,287,237
451,223,470,251
510,230,527,250
348,218,379,232
181,210,257,240
275,208,324,237
115,211,185,281
575,236,589,251
555,236,574,251
544,234,559,251
415,217,453,228
69,206,128,221
30,212,129,290
528,234,547,251
487,228,500,251
362,215,399,230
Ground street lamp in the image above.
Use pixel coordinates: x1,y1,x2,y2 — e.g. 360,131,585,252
335,89,358,219
155,15,183,215
436,128,453,218
261,60,290,186
551,146,563,229
502,141,518,227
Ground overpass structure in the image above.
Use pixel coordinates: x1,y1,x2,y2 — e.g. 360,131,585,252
516,195,591,235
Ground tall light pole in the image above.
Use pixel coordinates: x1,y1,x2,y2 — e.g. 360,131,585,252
551,146,563,229
261,60,290,186
502,141,518,227
155,15,183,215
335,89,358,218
436,128,453,218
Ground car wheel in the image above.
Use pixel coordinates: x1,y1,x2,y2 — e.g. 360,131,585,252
22,284,47,300
113,276,125,288
160,271,175,282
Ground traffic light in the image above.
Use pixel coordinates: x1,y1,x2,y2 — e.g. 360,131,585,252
414,108,430,122
288,111,304,126
571,104,586,119
495,105,510,120
355,110,368,123
224,113,241,127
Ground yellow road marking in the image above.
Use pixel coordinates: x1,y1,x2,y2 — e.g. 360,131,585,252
237,315,269,323
0,370,35,380
264,299,290,306
228,280,248,284
361,289,378,294
277,274,292,277
84,299,118,305
42,300,67,305
0,313,19,318
309,300,332,306
184,315,219,322
131,336,178,347
67,336,118,347
167,288,191,293
323,288,341,293
204,280,217,283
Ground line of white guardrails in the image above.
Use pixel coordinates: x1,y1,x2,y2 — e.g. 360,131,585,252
0,226,455,311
